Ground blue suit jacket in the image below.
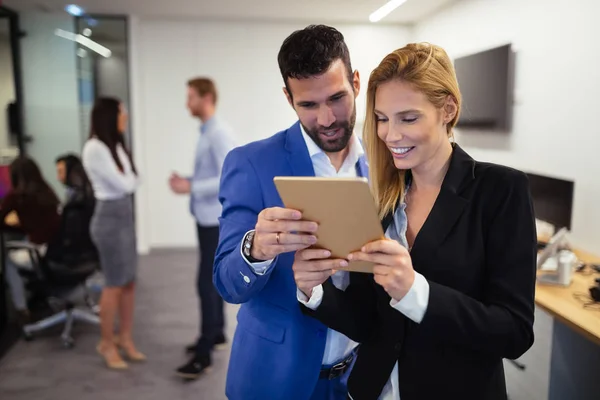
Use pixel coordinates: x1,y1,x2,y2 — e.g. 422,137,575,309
214,121,368,400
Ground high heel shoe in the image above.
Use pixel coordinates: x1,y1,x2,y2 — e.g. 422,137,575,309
113,336,147,362
96,343,128,370
121,345,147,362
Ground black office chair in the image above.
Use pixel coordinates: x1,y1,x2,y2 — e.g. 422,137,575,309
7,199,101,348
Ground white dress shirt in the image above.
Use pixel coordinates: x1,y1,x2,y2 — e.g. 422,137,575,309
298,189,431,400
240,127,363,365
82,138,139,200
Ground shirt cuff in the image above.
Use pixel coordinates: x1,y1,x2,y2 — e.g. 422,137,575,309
297,284,324,310
239,230,275,275
390,272,429,323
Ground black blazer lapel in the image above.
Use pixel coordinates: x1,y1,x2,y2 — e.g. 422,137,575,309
411,144,474,257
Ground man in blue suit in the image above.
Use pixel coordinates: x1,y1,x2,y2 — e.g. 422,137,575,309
214,25,367,400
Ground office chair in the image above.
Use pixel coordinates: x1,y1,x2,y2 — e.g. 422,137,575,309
6,199,101,348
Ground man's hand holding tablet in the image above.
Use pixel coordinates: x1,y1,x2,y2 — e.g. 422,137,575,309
250,207,320,261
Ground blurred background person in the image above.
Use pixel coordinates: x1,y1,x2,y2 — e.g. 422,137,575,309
56,153,94,205
169,77,236,379
0,156,60,329
54,153,98,277
83,97,144,370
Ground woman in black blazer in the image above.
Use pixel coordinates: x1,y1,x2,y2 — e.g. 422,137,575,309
293,43,537,400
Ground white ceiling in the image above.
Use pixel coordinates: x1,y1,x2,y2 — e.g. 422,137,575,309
4,0,459,25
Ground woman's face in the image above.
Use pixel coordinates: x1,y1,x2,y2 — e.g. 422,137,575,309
56,160,67,184
117,103,128,134
374,79,454,171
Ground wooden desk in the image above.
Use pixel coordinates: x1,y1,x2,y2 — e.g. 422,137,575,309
535,247,600,345
534,246,600,400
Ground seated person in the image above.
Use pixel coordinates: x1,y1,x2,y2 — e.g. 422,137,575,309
56,153,94,205
53,154,96,267
0,156,61,325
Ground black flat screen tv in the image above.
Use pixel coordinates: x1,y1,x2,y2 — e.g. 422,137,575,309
454,44,513,131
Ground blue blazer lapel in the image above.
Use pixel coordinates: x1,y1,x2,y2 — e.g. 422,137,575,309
284,121,315,177
356,156,369,179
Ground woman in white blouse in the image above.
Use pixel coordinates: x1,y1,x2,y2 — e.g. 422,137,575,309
83,98,145,370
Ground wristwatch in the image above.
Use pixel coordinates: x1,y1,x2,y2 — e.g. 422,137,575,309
243,230,264,263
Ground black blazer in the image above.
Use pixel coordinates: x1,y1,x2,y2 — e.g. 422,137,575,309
301,144,537,400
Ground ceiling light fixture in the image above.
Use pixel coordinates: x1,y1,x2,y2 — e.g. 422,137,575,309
54,28,112,58
369,0,408,23
78,35,111,58
65,4,85,17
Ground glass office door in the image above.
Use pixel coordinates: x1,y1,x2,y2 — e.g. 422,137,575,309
0,5,24,358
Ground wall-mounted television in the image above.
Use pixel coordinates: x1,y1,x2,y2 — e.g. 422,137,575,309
454,44,514,131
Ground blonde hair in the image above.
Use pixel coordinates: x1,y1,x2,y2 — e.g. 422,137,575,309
364,43,462,219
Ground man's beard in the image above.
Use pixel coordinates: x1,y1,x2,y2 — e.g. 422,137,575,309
302,106,356,153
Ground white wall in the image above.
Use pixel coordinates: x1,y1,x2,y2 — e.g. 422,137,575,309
96,50,129,109
96,49,132,150
413,0,600,252
131,18,412,248
77,49,94,147
0,32,16,152
20,12,82,198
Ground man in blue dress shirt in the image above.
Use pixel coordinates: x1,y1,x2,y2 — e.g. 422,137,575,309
169,78,236,379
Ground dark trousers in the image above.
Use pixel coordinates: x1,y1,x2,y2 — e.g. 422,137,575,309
195,224,224,356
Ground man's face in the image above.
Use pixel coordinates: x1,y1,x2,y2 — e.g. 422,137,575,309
56,161,67,184
285,59,360,153
186,86,208,118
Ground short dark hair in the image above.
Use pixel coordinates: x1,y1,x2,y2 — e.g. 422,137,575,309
188,77,218,104
277,25,353,97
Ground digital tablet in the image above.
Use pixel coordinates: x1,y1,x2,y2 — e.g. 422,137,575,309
273,176,385,273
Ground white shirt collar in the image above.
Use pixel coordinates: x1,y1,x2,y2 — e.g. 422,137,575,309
299,124,364,165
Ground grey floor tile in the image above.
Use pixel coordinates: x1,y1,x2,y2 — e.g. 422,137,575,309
0,249,239,400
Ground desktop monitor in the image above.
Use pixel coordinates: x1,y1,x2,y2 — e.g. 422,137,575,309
526,172,574,231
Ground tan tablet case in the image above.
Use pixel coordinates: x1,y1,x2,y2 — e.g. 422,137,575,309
273,176,384,273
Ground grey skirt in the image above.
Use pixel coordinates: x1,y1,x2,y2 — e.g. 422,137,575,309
90,195,137,287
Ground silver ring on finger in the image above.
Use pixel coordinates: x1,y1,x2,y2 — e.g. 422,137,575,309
276,232,281,244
